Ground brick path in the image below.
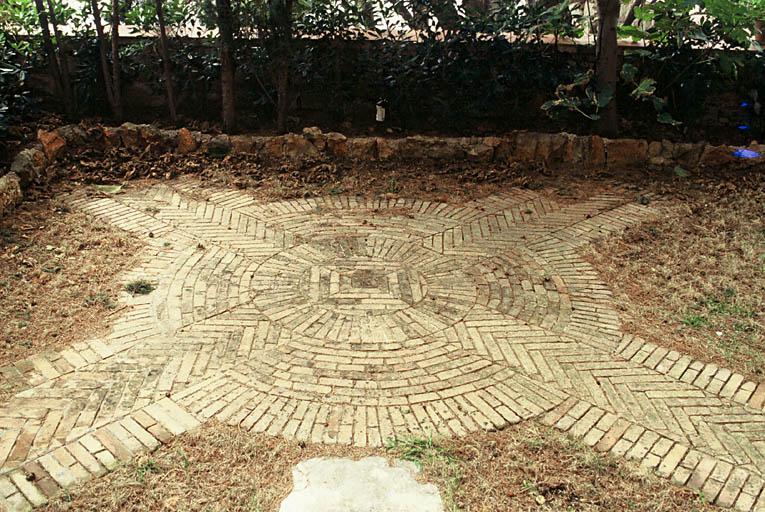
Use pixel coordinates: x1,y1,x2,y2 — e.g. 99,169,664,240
1,178,764,510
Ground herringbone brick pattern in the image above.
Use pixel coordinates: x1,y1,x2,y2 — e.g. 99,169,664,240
1,177,764,510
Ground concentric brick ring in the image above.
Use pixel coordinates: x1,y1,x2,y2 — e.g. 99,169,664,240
248,235,477,344
471,250,572,331
240,335,513,406
296,260,429,316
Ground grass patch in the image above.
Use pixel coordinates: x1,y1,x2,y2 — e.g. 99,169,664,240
585,185,765,379
85,292,117,310
387,435,462,512
134,460,161,483
41,422,713,512
124,279,155,295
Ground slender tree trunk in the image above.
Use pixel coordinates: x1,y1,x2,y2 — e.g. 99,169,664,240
358,0,375,27
596,0,620,137
33,0,65,101
215,0,236,133
111,0,122,122
623,0,645,27
90,0,116,111
270,0,293,134
463,0,490,16
156,0,177,122
44,0,75,112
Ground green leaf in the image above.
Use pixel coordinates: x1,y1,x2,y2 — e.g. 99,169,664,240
620,62,638,83
650,96,668,112
597,85,614,108
658,111,682,126
92,185,123,194
633,5,655,22
571,71,593,88
618,25,650,40
674,166,690,177
689,28,709,41
540,100,556,111
585,87,597,105
631,78,656,98
625,48,652,57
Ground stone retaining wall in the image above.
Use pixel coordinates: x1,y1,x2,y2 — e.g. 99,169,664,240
1,122,762,219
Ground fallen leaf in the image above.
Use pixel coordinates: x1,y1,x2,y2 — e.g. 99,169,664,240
92,185,123,194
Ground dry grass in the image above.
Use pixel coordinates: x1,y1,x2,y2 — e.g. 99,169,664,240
585,186,765,380
2,157,761,511
41,422,713,512
0,190,143,368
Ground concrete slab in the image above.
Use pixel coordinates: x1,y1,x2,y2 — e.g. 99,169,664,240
278,457,444,512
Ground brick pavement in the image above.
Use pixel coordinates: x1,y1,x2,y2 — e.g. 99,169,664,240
0,178,764,510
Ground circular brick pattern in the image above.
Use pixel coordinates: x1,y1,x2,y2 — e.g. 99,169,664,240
296,261,429,316
471,250,572,330
249,236,478,344
90,187,644,449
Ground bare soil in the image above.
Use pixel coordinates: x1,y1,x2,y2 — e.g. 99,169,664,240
41,421,714,512
0,147,761,511
0,192,143,368
584,179,765,381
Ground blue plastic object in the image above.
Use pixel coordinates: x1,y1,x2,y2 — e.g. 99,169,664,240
738,125,750,131
733,149,760,158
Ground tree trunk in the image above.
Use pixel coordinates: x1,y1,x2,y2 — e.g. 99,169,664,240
156,0,177,122
111,0,122,122
44,0,75,112
463,0,490,16
32,0,65,101
215,0,236,133
270,0,293,134
275,67,290,134
90,0,116,111
358,0,375,27
623,0,645,27
596,0,620,137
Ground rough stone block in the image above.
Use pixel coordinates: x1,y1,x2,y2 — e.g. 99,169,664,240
697,144,736,168
264,136,285,158
467,143,493,162
37,129,66,162
206,134,232,156
605,138,648,169
0,172,23,219
57,125,87,147
347,137,377,159
303,126,326,152
326,132,348,157
377,138,404,160
513,132,539,162
11,147,47,187
231,135,260,154
117,122,145,149
285,134,320,159
176,128,199,154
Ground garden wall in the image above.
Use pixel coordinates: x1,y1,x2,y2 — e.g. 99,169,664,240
1,122,762,219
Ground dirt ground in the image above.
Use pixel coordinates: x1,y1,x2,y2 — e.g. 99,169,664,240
584,184,765,381
0,193,143,368
2,152,763,379
41,421,714,512
0,148,762,511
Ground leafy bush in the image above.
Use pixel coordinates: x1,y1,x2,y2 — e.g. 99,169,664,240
0,0,763,137
0,2,39,161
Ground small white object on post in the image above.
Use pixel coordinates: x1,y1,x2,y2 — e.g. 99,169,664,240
376,101,386,122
